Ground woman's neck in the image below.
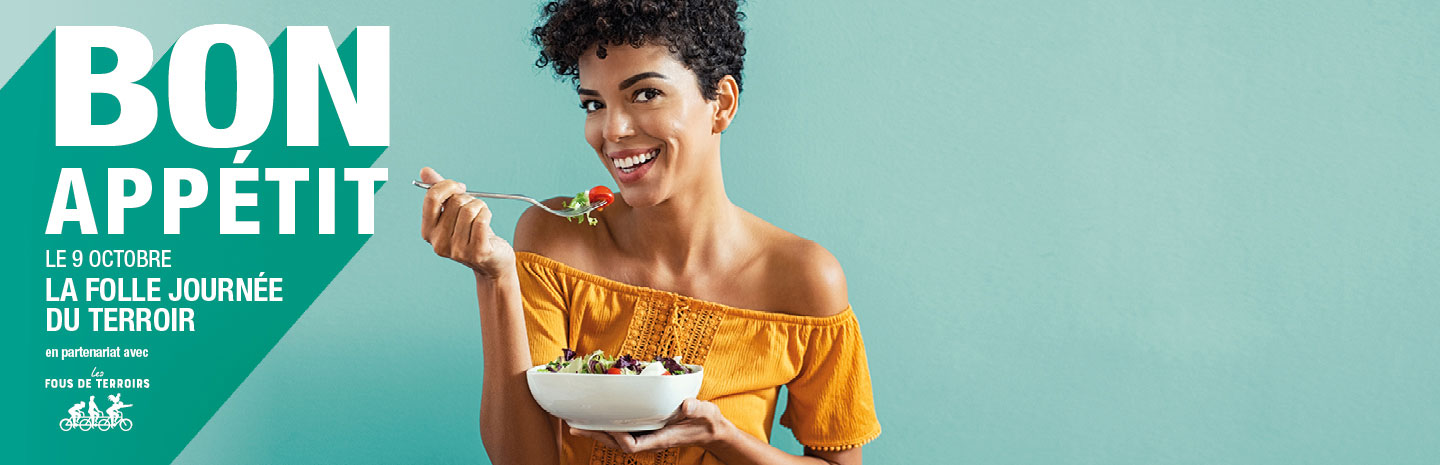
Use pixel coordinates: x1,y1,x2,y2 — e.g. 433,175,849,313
617,164,748,276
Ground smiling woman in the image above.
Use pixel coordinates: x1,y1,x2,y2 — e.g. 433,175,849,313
418,1,879,464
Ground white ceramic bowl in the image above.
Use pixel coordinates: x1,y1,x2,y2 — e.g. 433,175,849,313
526,364,704,431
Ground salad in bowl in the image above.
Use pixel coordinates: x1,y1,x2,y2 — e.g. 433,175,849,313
527,349,703,431
536,348,697,376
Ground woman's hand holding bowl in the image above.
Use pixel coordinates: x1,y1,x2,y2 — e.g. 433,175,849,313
568,398,737,454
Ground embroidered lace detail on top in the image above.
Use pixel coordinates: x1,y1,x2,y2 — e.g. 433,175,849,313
590,445,680,465
587,294,724,465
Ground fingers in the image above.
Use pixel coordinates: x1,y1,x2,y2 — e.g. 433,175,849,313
569,427,686,454
419,166,444,184
617,430,663,452
418,167,448,240
421,178,465,246
432,192,472,254
431,188,469,256
609,431,644,451
591,399,720,453
678,398,706,418
568,426,623,450
662,398,705,424
566,427,656,454
416,170,509,274
470,201,495,258
452,196,488,257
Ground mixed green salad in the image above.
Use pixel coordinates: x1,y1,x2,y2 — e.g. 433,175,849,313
536,348,695,375
564,186,614,226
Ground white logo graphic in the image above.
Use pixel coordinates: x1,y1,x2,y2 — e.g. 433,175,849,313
59,393,133,432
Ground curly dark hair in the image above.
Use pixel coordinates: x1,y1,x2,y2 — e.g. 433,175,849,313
531,0,746,100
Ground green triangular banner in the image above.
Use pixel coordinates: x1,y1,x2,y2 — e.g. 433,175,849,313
8,28,387,464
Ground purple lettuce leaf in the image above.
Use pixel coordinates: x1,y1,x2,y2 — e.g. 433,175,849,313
656,356,690,374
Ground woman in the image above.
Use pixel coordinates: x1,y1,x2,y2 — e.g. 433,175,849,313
420,1,878,463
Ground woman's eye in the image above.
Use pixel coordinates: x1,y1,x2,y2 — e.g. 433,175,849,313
580,100,603,113
634,88,662,103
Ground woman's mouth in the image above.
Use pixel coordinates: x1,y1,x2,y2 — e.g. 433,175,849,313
614,148,659,173
612,148,660,185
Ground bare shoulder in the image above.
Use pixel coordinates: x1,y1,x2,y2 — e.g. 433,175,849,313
513,196,589,260
755,222,850,318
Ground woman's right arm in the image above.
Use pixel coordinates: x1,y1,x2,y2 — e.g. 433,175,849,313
419,167,559,465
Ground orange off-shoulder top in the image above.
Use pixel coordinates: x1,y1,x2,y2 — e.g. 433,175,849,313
516,252,881,465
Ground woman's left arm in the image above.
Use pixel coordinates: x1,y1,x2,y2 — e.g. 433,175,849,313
569,398,861,465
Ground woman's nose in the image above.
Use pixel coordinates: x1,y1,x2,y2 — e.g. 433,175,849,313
603,109,634,142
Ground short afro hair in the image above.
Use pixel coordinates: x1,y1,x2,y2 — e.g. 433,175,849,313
531,0,747,100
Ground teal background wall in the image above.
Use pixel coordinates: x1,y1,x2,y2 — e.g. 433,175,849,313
5,1,1438,463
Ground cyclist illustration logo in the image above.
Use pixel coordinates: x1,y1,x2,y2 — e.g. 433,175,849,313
67,401,84,422
59,393,133,432
106,394,132,420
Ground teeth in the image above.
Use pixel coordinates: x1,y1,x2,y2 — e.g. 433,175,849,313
614,149,658,171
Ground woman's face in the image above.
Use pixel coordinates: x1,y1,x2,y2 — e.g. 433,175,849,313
577,43,722,208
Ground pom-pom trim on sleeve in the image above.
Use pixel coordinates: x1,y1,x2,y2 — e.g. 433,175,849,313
802,427,881,452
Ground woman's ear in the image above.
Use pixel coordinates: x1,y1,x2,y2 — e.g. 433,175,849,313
711,75,739,134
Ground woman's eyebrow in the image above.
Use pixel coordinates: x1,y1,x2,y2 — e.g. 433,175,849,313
619,72,666,90
576,72,668,95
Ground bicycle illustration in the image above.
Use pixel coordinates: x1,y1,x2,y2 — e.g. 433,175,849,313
59,393,133,432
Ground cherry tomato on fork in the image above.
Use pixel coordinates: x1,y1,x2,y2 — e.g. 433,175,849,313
587,186,614,210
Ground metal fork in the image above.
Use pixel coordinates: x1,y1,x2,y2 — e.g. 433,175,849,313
412,180,608,218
